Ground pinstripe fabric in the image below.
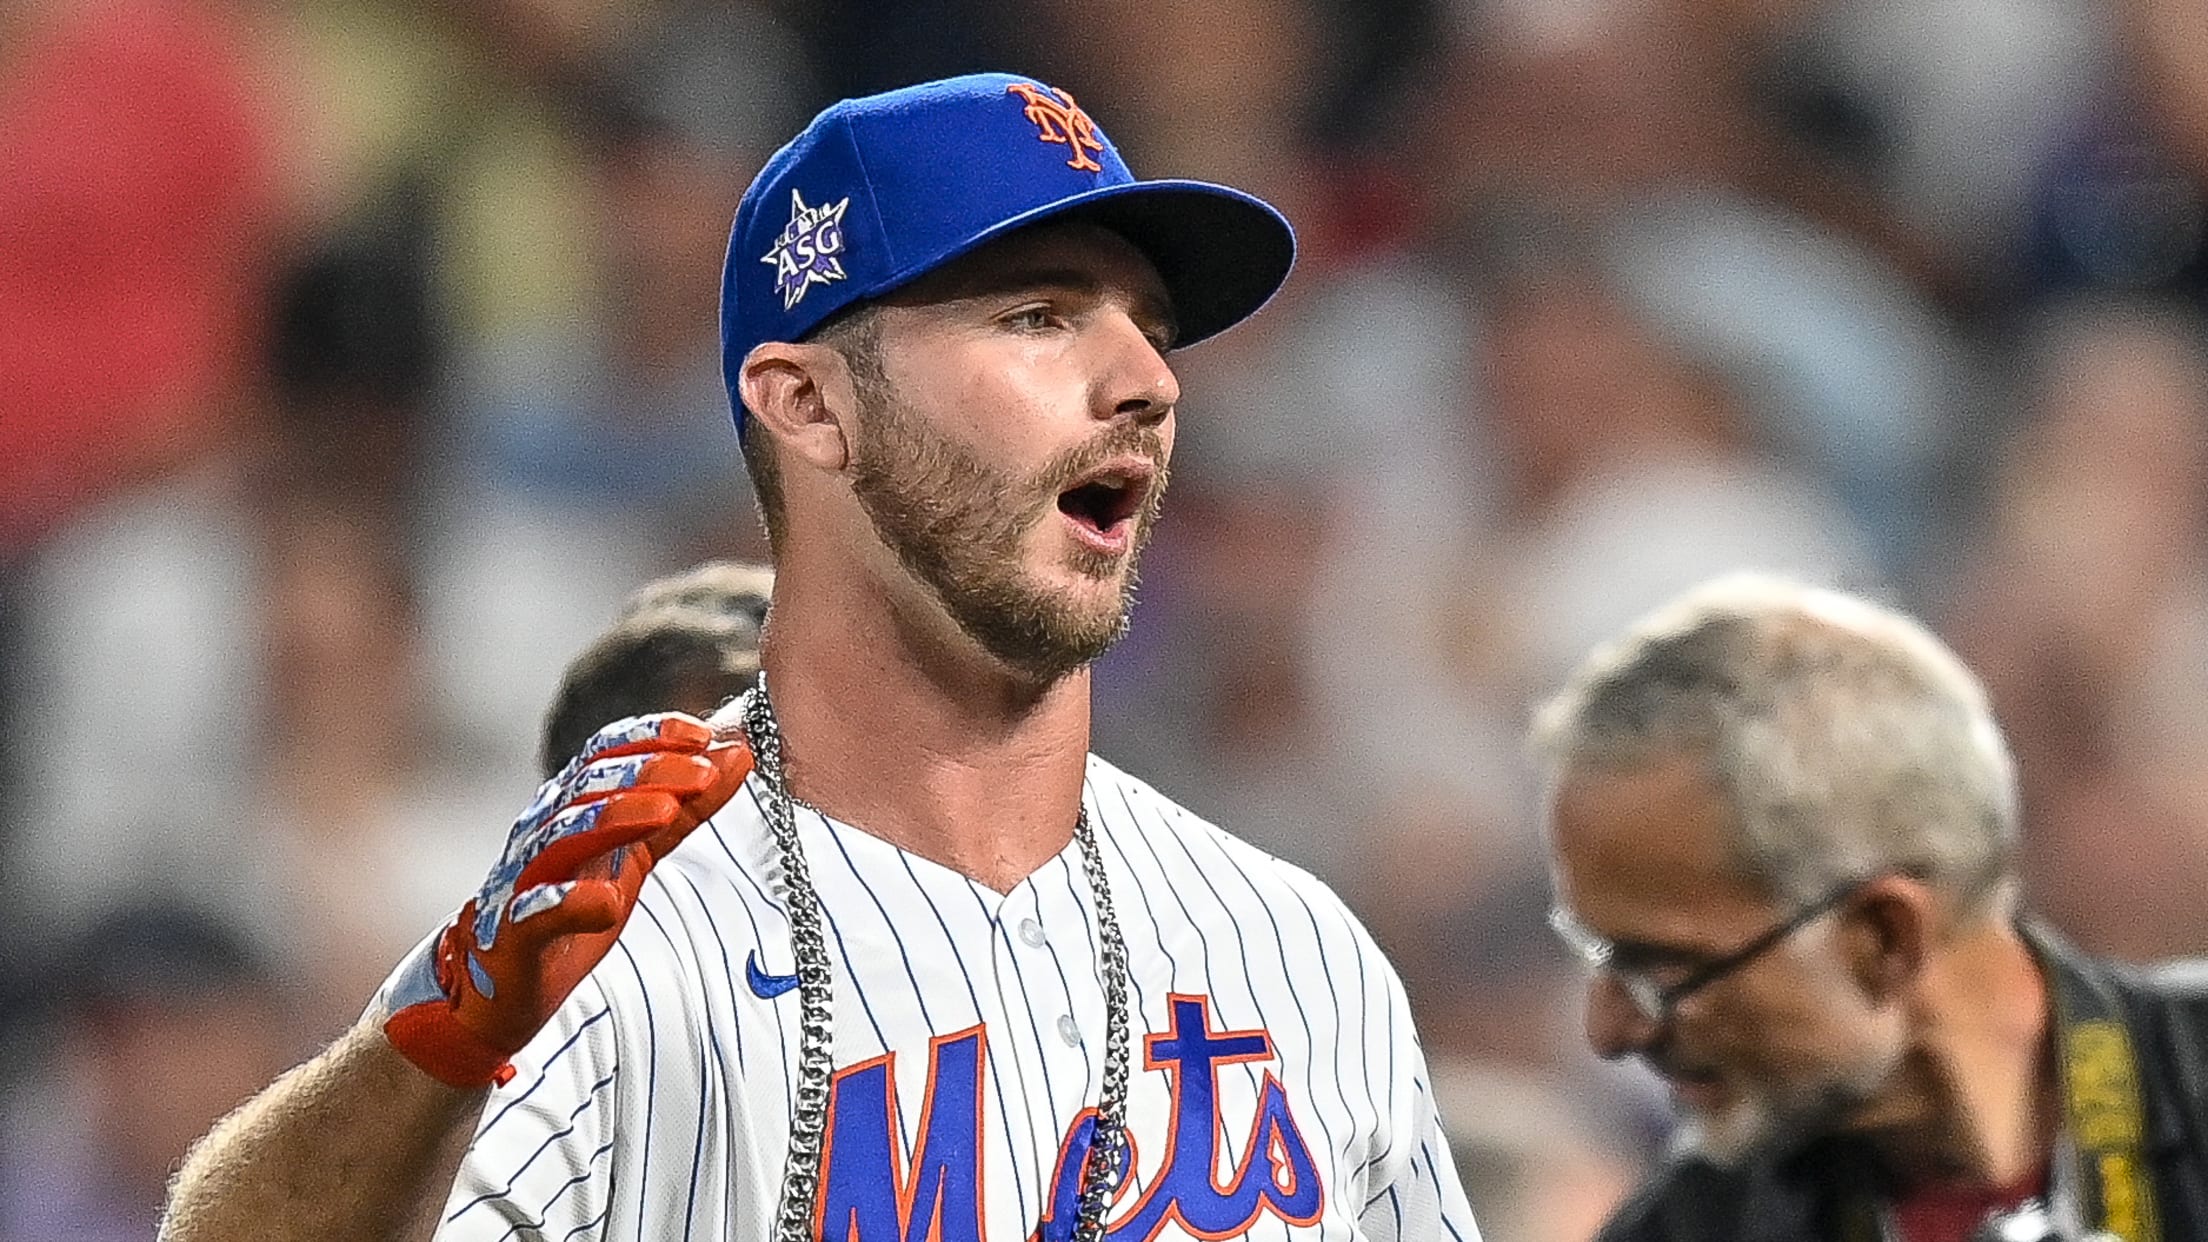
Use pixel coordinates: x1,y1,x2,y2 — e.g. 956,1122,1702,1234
434,755,1479,1241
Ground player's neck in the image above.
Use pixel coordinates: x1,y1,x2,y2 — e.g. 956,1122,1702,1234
758,566,1093,894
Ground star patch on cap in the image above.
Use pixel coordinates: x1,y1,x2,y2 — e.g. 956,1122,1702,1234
761,189,851,310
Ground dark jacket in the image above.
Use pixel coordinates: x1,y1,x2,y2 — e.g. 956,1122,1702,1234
1597,923,2208,1242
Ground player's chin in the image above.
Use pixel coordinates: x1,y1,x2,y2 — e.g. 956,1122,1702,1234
1034,516,1138,584
1027,549,1137,626
977,570,1134,684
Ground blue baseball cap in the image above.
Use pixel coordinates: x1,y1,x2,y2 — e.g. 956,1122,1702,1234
720,72,1296,433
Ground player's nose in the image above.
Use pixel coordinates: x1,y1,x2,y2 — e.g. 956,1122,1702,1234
1089,308,1178,428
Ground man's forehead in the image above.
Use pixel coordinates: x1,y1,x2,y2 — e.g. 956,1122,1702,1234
1548,752,1774,937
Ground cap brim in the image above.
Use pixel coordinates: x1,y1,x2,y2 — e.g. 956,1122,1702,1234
865,179,1295,349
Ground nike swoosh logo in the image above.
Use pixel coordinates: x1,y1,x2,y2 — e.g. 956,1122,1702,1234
746,949,800,999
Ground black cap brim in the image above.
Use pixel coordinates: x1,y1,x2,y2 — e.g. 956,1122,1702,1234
1050,181,1297,347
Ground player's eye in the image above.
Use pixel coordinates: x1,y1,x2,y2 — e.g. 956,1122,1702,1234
1001,304,1063,333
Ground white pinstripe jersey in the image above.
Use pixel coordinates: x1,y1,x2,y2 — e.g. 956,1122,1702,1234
433,754,1480,1241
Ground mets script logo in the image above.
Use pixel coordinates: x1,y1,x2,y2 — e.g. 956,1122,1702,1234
1006,82,1106,173
810,994,1325,1240
762,189,851,310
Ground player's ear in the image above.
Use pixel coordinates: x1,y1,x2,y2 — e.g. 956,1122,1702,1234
739,341,854,472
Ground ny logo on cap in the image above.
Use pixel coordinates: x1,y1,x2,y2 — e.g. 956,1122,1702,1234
1006,82,1104,173
761,189,851,310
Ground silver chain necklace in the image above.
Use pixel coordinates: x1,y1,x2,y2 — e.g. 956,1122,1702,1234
741,676,1133,1242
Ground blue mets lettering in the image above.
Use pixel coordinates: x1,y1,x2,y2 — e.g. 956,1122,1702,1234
814,1026,989,1242
816,998,1324,1241
1034,995,1325,1240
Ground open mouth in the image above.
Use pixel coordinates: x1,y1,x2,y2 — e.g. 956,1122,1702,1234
1055,461,1153,542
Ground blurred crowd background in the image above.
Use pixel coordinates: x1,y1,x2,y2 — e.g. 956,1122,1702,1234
6,0,2208,1237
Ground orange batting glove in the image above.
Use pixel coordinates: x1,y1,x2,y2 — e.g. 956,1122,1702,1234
371,713,752,1088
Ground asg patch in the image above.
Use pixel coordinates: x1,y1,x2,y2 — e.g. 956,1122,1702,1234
1006,82,1104,173
761,189,851,310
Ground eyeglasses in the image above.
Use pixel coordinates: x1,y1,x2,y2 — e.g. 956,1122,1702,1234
1548,876,1876,1028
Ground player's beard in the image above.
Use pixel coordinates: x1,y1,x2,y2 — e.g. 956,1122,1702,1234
847,380,1168,684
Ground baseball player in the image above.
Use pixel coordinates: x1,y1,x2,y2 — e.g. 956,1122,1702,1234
162,74,1479,1242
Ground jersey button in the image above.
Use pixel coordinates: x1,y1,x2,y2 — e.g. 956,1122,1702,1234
1018,918,1046,948
1057,1014,1082,1047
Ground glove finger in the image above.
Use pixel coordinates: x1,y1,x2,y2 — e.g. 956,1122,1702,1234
495,752,702,892
646,740,755,862
694,738,755,806
461,879,627,1046
540,713,715,793
563,751,716,807
576,713,712,766
508,877,626,939
518,793,682,890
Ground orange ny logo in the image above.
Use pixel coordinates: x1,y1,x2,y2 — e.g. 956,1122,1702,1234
1006,82,1105,173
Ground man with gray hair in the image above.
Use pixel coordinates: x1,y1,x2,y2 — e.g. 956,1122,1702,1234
1535,573,2208,1242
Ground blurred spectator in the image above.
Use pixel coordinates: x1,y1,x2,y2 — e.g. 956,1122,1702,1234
5,465,267,944
2025,0,2208,309
422,2,806,784
0,0,291,901
1950,298,2208,961
266,175,443,513
262,552,771,1034
793,0,1042,101
1425,0,1942,290
245,498,515,1037
1737,0,2109,288
0,0,287,553
0,906,289,1242
1423,0,1982,567
1433,1058,1640,1242
1476,247,1877,701
5,141,439,970
1599,195,1967,574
